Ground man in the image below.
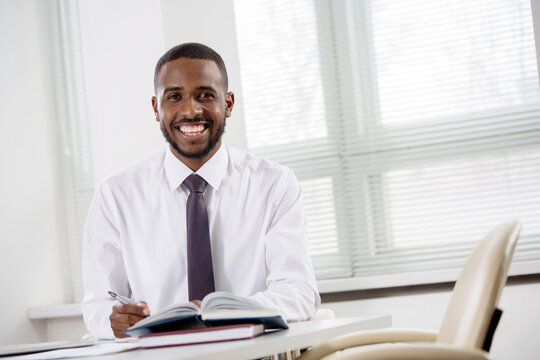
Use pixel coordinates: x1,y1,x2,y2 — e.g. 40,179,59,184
81,43,320,338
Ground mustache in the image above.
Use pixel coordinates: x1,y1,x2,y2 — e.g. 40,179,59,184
175,116,211,125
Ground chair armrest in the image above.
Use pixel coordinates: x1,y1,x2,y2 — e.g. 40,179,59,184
298,328,438,360
332,342,490,360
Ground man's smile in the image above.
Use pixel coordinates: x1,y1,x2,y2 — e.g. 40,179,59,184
173,122,210,138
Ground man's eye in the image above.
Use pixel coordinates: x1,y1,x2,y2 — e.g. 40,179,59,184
168,94,180,100
199,92,215,99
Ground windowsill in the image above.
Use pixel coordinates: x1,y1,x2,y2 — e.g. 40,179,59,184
317,260,540,294
27,261,540,321
27,303,82,320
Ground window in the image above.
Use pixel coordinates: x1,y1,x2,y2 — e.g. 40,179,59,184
234,0,540,290
52,0,94,301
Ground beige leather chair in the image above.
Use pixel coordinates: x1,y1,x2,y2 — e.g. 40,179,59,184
298,220,522,360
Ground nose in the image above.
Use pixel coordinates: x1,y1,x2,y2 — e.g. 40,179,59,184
179,97,203,119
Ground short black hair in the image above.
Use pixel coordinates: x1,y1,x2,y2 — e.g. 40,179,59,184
154,43,228,94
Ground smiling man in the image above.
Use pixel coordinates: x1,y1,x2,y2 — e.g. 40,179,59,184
81,43,320,338
154,54,232,168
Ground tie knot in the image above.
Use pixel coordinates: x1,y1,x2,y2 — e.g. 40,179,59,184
183,174,207,193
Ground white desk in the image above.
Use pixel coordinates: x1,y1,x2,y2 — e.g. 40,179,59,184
87,315,391,360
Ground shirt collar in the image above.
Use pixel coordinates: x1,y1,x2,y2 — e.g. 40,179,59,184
164,144,228,192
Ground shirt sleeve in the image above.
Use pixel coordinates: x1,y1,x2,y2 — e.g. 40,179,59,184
248,169,321,321
81,181,130,339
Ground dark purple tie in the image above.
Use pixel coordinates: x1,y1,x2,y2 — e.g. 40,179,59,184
184,174,215,301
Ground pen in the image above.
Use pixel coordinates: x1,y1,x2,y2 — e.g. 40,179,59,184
108,290,137,305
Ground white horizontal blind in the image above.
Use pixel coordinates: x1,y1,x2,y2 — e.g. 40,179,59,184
51,0,94,301
234,0,353,279
234,0,540,284
233,0,328,149
371,1,540,125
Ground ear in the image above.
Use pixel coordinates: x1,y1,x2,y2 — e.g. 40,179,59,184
225,92,235,118
151,96,159,122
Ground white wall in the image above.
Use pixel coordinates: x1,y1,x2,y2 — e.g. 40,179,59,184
0,0,71,345
78,0,166,184
532,0,540,82
1,1,539,359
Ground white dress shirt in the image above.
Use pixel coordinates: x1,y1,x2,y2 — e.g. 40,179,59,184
81,144,320,338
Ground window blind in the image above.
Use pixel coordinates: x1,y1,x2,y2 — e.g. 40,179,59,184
234,0,540,287
51,0,94,301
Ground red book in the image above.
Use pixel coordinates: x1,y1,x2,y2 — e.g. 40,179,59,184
138,323,265,349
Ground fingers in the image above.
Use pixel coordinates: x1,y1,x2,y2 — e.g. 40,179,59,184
110,313,144,337
109,302,150,338
191,300,202,308
113,303,149,316
136,301,150,316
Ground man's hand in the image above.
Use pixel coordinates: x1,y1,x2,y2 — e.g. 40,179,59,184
109,302,150,338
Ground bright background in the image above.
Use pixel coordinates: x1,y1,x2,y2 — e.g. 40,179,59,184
1,1,539,359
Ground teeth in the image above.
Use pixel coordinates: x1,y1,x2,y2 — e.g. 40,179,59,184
179,124,205,136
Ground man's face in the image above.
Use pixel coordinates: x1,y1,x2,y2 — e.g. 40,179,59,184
152,58,234,168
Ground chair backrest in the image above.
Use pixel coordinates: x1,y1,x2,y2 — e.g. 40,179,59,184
436,220,521,349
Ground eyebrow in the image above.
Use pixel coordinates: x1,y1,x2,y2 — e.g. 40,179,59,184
163,86,182,94
162,86,218,95
196,86,217,92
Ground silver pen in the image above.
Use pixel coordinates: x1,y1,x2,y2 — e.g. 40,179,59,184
108,290,137,305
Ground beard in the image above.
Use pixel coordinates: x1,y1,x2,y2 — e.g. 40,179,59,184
160,117,226,159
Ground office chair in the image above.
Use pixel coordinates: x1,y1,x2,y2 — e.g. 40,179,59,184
298,220,522,360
